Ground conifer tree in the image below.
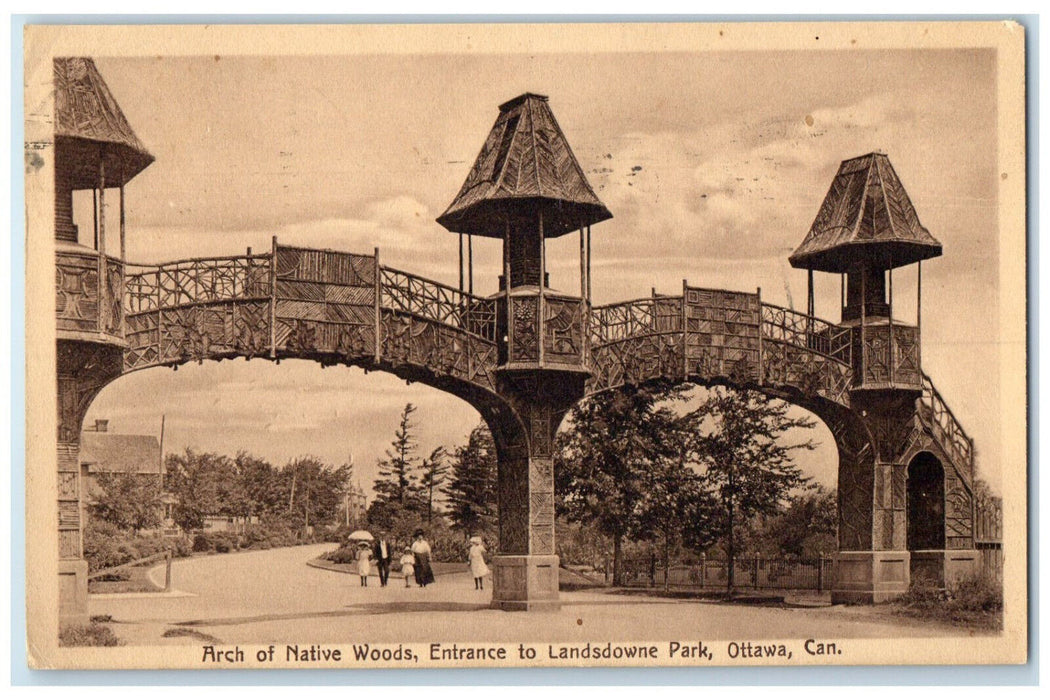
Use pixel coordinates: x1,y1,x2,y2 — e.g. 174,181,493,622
368,403,424,528
446,424,498,538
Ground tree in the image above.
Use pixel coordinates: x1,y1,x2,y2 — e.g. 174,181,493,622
692,387,817,594
89,471,164,533
368,403,424,529
446,424,498,538
748,485,837,559
634,434,720,589
285,456,352,532
556,382,695,585
165,449,241,530
419,446,448,526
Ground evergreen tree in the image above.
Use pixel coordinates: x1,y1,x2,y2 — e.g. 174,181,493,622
692,387,816,594
420,446,448,526
368,403,424,529
446,424,498,538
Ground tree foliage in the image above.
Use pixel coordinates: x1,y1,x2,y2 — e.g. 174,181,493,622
89,471,165,533
692,387,816,592
420,446,448,526
445,423,498,539
164,448,352,532
368,403,426,529
556,382,713,585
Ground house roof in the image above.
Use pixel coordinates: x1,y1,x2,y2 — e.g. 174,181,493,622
789,152,942,273
80,432,162,475
437,93,611,239
54,57,154,189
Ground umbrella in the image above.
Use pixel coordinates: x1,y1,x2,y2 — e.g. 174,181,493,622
469,536,482,545
347,530,374,542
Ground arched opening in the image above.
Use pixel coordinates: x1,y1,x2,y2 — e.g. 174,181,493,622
556,380,839,590
82,357,490,557
907,451,945,551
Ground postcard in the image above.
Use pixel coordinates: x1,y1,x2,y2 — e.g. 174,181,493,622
23,21,1027,669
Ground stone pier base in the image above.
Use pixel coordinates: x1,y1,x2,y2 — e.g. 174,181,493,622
490,555,561,611
58,558,89,627
910,549,980,587
830,551,910,604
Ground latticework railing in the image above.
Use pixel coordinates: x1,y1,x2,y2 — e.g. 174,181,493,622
761,303,852,365
379,267,498,342
125,254,271,314
590,296,682,345
919,372,974,474
973,491,1002,544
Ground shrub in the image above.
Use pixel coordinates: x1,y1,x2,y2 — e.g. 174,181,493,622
59,622,123,647
82,521,186,573
324,544,359,565
945,574,1003,613
897,574,945,610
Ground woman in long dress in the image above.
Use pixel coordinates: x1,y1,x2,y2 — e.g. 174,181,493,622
411,530,435,587
468,536,490,590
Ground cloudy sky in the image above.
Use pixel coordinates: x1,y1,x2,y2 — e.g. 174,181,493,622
81,46,1002,495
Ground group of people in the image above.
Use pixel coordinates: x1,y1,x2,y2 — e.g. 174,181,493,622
353,530,490,590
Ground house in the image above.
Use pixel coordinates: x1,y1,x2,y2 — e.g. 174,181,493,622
79,419,178,534
201,514,259,534
345,482,368,527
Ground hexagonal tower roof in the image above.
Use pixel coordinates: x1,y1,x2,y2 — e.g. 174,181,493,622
789,152,942,273
437,93,612,239
54,57,154,189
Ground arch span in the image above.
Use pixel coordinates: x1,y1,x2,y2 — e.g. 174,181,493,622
54,242,981,613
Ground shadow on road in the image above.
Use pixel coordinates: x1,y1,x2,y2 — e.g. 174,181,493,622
173,601,489,627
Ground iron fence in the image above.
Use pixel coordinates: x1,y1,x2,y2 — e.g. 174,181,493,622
621,555,835,592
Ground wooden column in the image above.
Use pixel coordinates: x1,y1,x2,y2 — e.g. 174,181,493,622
504,219,512,352
860,267,867,375
119,184,126,260
579,226,586,299
888,265,894,384
97,151,107,331
270,236,278,358
373,246,381,363
458,232,464,293
917,261,922,370
538,211,545,364
119,159,126,260
468,234,474,295
586,225,592,304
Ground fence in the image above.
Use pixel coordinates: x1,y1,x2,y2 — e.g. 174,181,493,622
621,556,835,592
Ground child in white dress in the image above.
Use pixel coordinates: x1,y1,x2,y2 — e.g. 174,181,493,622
399,548,415,588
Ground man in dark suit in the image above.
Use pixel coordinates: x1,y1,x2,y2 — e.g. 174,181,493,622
372,534,393,587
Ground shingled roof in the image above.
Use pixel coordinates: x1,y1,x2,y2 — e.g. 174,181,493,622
54,57,154,189
80,433,162,476
437,93,612,239
789,153,942,273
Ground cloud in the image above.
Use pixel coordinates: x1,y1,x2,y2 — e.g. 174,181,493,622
582,92,923,268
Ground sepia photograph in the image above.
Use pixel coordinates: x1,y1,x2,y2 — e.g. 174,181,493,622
22,21,1027,670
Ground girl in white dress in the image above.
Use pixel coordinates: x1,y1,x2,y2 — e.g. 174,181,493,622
468,536,490,590
399,548,415,588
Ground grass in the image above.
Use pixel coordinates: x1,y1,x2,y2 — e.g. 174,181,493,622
59,622,123,647
162,627,222,643
88,563,166,594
